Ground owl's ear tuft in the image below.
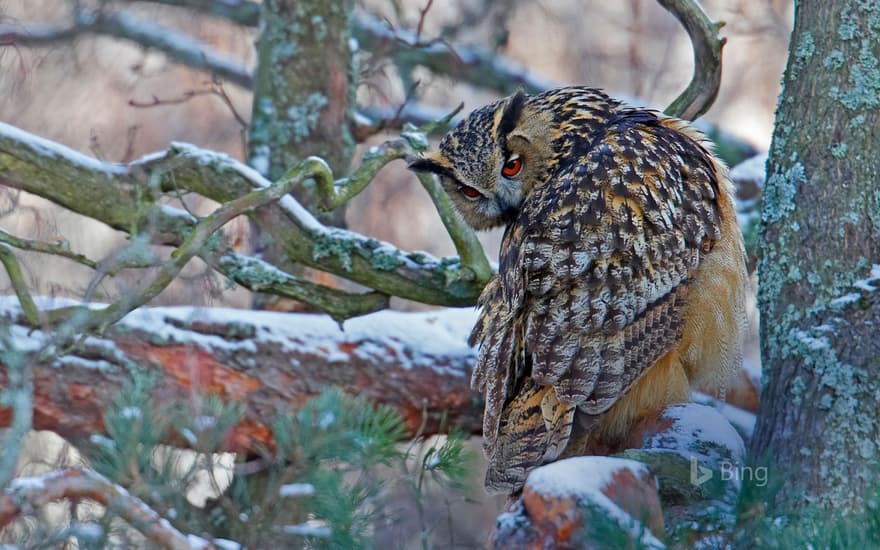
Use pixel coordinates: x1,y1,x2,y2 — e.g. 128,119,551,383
497,89,527,142
408,156,456,180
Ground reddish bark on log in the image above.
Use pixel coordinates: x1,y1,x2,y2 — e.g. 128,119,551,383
0,299,482,453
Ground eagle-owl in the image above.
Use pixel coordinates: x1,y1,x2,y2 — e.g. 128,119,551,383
410,86,748,494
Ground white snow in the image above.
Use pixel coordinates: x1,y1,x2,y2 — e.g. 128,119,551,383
0,295,478,377
729,153,768,188
212,539,242,550
282,520,332,538
120,406,143,420
692,392,756,440
0,122,126,176
642,403,746,466
279,483,315,497
853,264,880,292
525,456,664,548
8,474,47,491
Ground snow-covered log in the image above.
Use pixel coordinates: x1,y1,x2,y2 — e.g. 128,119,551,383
0,298,481,453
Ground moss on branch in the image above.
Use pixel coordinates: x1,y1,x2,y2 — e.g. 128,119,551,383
0,123,487,315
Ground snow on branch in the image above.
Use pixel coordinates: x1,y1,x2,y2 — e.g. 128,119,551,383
0,6,253,88
0,467,231,550
0,297,482,451
0,122,489,315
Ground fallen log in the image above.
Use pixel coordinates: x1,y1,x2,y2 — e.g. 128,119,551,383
0,297,482,453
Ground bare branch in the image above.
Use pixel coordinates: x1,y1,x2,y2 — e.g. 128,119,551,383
352,13,554,95
0,229,98,270
313,132,491,286
658,0,726,120
126,0,261,27
0,245,42,326
0,7,252,88
46,158,332,334
0,467,227,550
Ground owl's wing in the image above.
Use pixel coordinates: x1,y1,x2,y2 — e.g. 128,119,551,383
472,111,723,492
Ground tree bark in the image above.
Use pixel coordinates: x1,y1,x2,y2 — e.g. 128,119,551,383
248,0,353,263
751,0,880,513
0,299,482,453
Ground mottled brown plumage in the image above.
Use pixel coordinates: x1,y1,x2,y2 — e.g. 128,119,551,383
410,86,747,494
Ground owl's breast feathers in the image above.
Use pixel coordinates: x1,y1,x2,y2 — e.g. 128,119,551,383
470,92,734,493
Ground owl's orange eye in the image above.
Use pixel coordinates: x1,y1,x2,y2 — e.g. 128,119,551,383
459,185,482,199
502,155,523,178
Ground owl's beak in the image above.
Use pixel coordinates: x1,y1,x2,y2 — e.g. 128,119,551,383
495,179,523,220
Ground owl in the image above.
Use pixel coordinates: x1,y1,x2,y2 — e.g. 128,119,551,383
409,86,748,494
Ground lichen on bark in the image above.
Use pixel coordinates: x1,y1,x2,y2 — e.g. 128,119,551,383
752,0,880,514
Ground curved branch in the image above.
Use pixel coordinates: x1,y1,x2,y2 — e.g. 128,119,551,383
0,122,485,308
658,0,726,120
0,467,226,550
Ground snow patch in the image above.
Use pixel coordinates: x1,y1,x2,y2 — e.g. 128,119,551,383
282,520,332,538
526,456,663,548
279,483,315,497
9,474,47,491
642,403,746,465
0,122,126,176
729,153,768,187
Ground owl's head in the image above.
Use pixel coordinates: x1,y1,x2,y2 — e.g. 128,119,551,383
409,90,555,231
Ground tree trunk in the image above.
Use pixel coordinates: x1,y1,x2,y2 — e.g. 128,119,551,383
751,0,880,514
248,0,354,225
248,0,355,309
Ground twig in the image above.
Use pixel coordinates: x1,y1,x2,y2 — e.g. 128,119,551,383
0,467,228,550
313,138,411,211
657,0,726,120
49,157,332,334
0,244,42,325
311,126,491,285
352,12,554,95
0,7,252,88
0,229,97,270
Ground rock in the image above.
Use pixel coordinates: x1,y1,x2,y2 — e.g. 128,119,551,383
623,403,745,503
493,456,665,549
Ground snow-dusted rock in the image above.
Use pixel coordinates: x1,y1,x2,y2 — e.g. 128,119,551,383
493,456,665,549
622,403,745,505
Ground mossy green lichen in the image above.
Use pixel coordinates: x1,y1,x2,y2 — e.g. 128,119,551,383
762,162,805,223
791,32,816,79
830,142,848,158
824,49,846,69
312,232,354,271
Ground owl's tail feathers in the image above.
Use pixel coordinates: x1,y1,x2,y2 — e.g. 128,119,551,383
484,383,575,494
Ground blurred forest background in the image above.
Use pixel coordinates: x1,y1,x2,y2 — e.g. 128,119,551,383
0,0,791,547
